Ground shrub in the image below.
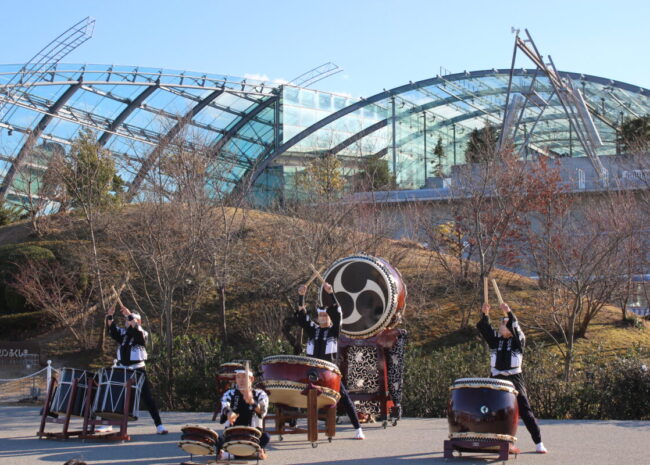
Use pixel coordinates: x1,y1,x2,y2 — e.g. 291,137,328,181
146,333,292,411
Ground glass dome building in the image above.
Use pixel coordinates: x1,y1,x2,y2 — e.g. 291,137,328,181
1,64,649,206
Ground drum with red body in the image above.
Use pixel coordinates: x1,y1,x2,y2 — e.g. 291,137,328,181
261,355,341,409
319,254,407,339
218,362,244,381
447,378,519,444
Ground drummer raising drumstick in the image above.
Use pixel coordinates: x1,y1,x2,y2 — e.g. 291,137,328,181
476,284,547,454
106,302,168,434
296,281,366,440
218,368,270,460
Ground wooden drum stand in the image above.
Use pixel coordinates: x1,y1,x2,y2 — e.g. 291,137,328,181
263,383,336,447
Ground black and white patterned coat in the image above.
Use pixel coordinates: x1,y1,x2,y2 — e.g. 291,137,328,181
220,388,269,429
107,318,148,368
476,311,525,376
294,294,342,363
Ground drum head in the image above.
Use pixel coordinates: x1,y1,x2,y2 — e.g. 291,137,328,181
225,426,262,440
178,440,215,456
181,425,220,442
320,254,406,339
223,440,260,457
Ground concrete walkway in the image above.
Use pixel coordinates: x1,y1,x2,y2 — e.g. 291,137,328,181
0,406,648,465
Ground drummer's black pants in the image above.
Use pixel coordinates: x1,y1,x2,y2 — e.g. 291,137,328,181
135,368,163,426
494,373,542,444
339,382,361,429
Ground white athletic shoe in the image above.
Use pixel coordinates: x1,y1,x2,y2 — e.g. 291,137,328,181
156,424,169,435
535,442,548,453
95,425,112,433
220,451,235,460
354,427,365,440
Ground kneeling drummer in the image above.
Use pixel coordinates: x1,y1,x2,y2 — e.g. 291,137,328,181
218,368,270,460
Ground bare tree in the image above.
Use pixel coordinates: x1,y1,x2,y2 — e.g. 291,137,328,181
11,257,128,349
526,190,640,379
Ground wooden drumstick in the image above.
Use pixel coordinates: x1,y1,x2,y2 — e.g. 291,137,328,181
304,267,323,287
309,264,327,285
244,360,252,393
111,285,124,308
491,279,504,305
483,277,489,305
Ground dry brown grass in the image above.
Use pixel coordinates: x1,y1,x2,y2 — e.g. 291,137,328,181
1,206,647,363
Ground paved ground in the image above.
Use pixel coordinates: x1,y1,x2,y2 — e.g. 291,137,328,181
1,406,648,465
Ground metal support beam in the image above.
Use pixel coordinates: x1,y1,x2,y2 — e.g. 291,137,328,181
98,82,159,146
391,96,397,176
211,95,277,156
125,88,225,200
0,81,82,201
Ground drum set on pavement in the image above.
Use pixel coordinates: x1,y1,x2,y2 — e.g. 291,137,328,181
444,377,520,460
38,365,145,441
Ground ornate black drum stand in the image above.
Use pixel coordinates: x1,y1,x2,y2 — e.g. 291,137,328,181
444,437,518,461
37,373,85,439
338,328,407,428
81,378,133,441
263,386,336,447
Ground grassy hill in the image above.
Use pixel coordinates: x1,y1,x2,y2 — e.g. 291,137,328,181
0,207,648,370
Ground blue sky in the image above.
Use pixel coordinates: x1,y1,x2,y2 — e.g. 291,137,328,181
2,0,649,98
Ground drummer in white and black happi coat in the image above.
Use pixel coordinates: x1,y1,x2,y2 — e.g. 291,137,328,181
218,369,270,460
476,302,547,454
106,303,168,434
296,282,365,440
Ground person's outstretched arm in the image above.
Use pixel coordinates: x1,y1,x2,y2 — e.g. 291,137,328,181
476,303,499,348
323,282,342,330
501,303,525,349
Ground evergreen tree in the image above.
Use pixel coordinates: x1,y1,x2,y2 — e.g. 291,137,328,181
465,124,499,163
433,137,446,177
620,115,650,152
358,157,394,190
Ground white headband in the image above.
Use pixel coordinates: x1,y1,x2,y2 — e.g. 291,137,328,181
234,369,253,376
317,308,328,313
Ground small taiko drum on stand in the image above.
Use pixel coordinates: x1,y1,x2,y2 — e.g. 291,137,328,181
319,254,407,339
445,378,519,459
218,362,244,382
261,355,341,409
178,425,219,456
223,426,262,457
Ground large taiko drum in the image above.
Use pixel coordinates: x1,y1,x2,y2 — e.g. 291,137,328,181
223,426,262,457
178,425,219,456
92,367,145,421
320,254,407,339
50,368,96,417
447,378,519,444
261,355,341,409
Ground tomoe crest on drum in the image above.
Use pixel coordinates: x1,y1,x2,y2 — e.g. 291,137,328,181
319,254,406,339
